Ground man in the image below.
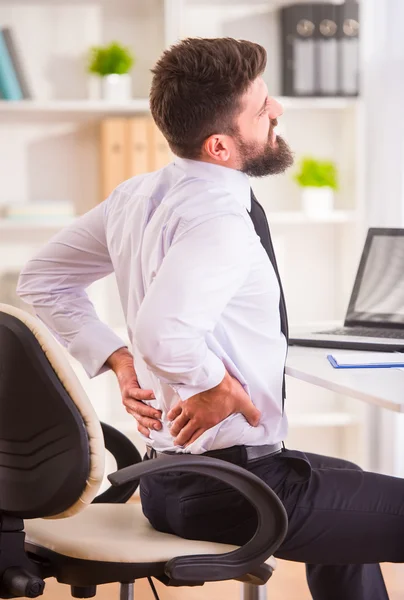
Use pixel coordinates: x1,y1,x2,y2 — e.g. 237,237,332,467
17,38,403,600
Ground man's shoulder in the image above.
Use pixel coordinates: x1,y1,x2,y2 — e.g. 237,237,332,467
112,169,164,198
104,166,174,222
168,178,246,225
105,166,249,239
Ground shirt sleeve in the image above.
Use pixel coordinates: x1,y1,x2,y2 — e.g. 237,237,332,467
16,202,127,378
134,212,251,400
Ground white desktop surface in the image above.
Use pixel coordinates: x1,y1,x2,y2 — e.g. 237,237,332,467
286,346,404,413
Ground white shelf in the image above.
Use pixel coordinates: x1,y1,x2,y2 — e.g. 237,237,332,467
0,212,356,243
0,218,75,243
0,99,151,121
267,211,357,224
0,219,74,229
185,0,357,12
276,97,358,110
288,411,360,428
0,97,356,121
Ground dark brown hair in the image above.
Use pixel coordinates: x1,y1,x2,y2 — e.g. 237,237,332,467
150,37,267,159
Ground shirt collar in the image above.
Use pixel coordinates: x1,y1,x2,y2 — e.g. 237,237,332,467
173,157,251,212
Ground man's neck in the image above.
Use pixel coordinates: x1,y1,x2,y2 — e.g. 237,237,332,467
196,154,240,172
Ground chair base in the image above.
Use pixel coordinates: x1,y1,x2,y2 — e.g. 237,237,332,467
71,586,97,598
241,582,268,600
117,581,268,600
120,582,134,600
0,516,45,599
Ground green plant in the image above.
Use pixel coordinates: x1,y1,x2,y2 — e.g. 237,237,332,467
293,157,339,190
87,41,134,76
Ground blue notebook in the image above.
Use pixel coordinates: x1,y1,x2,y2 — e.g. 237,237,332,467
327,352,404,369
0,29,23,100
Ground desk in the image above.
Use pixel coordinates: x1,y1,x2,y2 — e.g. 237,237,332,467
286,346,404,413
286,346,404,475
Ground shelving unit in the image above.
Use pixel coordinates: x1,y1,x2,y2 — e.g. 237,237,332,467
0,96,356,115
0,219,75,243
276,97,358,110
0,99,151,121
0,210,357,243
0,0,367,464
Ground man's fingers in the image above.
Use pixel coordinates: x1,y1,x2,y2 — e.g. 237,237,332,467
174,420,198,447
240,399,261,427
137,423,151,437
138,415,162,431
123,398,162,419
169,411,189,438
127,410,162,431
128,388,155,401
167,401,182,422
184,428,205,448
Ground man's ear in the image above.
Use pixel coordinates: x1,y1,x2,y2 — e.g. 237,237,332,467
202,135,231,163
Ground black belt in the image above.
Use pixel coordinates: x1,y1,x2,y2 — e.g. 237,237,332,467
146,442,284,463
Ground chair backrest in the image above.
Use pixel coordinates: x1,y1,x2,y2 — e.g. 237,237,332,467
0,303,105,520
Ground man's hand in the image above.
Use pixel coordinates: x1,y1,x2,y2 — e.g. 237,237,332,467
167,371,261,447
106,347,162,437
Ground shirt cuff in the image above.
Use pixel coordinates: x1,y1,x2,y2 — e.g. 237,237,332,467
170,352,226,401
69,321,128,378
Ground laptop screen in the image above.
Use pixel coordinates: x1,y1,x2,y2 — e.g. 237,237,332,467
346,228,404,327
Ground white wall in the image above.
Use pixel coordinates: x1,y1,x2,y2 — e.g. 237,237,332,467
361,0,404,228
360,0,404,475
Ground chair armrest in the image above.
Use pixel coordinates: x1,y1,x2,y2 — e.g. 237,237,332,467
92,422,142,504
108,455,288,584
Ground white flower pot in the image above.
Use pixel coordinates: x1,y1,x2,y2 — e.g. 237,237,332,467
101,74,132,102
301,186,334,218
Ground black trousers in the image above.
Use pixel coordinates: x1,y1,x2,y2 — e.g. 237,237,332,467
140,446,404,600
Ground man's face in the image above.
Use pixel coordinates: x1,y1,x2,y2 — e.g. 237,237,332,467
233,77,294,177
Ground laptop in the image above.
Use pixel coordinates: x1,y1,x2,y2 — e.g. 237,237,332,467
289,228,404,352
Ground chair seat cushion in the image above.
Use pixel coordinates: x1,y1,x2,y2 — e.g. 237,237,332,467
25,503,276,572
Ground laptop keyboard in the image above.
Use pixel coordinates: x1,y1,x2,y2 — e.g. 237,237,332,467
318,327,404,339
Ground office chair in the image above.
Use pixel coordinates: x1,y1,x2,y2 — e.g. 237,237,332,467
0,303,288,600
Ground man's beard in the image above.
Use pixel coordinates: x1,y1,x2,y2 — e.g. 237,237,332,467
236,130,294,178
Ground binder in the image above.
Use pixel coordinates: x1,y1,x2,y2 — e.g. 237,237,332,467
280,5,294,96
149,121,172,171
338,1,360,96
2,28,31,99
100,117,172,202
315,3,339,96
280,4,317,96
327,352,404,369
100,118,129,200
0,29,23,100
127,116,151,176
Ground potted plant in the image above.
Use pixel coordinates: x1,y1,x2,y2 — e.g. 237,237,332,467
87,41,135,102
293,157,339,217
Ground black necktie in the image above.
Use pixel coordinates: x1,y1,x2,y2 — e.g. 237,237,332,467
248,189,288,406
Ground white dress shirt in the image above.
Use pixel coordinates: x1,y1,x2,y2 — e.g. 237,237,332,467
17,157,288,453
